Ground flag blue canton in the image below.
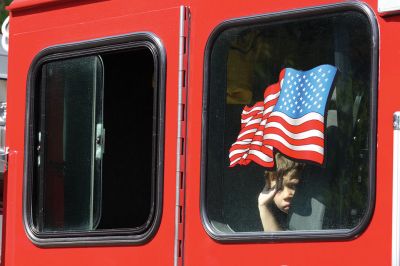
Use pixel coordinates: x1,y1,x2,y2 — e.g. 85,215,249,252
274,64,337,118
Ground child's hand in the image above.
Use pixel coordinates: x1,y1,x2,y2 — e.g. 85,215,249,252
258,184,277,208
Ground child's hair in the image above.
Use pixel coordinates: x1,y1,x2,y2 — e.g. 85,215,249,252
264,153,305,189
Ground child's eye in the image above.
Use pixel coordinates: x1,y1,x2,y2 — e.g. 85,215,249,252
286,184,297,190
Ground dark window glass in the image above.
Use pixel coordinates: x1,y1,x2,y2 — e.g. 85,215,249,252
31,45,160,238
38,56,103,231
205,10,374,235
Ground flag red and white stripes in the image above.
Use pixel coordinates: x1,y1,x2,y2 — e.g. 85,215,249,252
228,71,283,168
229,65,337,168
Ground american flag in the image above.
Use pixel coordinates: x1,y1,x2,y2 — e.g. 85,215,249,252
229,64,337,168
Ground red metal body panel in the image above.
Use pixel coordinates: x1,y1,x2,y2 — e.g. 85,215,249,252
3,0,400,265
8,0,76,11
5,1,181,265
182,1,390,266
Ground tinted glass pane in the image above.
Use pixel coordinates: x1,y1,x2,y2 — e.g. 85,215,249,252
38,56,103,231
205,11,372,233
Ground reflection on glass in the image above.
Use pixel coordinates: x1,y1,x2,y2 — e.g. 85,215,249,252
206,11,372,233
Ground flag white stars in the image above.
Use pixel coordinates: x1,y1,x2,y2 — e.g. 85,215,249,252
275,65,336,118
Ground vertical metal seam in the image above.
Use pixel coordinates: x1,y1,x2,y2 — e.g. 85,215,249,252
393,112,400,266
175,5,189,266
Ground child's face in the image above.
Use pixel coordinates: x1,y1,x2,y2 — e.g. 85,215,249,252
273,170,300,214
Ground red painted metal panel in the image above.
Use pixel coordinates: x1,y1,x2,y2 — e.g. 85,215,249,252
4,0,400,265
8,0,77,11
182,0,395,265
4,2,182,265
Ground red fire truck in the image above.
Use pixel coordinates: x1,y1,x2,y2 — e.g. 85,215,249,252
1,0,399,265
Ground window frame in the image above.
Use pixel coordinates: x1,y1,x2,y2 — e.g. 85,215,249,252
24,32,166,246
201,2,378,242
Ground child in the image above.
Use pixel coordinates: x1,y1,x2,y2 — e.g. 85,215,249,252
258,153,305,231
